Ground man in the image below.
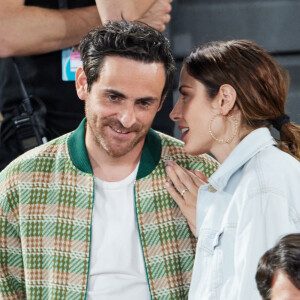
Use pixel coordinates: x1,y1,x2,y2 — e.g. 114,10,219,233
256,234,300,300
0,0,172,170
0,21,218,299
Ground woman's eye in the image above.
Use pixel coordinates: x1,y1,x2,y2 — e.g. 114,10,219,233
181,93,188,101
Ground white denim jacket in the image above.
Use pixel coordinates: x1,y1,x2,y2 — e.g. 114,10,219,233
189,128,300,300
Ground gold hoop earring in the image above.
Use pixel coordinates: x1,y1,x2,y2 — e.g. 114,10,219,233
209,113,238,144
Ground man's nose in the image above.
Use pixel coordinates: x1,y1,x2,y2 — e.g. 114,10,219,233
118,104,137,128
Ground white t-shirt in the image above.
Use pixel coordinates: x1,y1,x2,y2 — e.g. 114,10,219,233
86,165,151,300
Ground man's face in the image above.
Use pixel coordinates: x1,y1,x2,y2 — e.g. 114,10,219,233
76,56,166,158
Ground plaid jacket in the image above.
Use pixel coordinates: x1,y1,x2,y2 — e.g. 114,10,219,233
0,119,218,300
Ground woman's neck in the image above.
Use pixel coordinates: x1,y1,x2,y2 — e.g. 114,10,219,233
211,128,252,163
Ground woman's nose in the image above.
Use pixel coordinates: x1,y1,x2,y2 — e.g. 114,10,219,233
169,100,182,122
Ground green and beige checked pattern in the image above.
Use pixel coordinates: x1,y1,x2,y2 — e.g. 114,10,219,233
0,134,94,300
0,127,218,300
135,132,217,300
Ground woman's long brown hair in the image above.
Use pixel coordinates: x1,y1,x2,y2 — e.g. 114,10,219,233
185,40,300,160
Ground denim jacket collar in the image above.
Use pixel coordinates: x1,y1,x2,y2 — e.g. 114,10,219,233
209,128,277,191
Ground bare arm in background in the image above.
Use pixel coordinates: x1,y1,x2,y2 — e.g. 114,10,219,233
0,0,101,57
97,0,172,32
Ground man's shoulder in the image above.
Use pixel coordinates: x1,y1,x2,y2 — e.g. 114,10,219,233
157,131,219,177
0,133,71,180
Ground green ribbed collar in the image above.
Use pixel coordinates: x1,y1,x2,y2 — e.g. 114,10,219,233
68,118,162,179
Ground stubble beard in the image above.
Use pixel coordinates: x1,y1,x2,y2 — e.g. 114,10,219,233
87,115,150,158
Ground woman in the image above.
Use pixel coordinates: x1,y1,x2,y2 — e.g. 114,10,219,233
165,40,300,300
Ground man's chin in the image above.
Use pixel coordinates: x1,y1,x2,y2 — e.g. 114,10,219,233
104,136,145,157
105,147,133,158
94,128,148,158
102,139,134,156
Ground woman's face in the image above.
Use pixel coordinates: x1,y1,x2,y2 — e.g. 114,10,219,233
170,66,218,155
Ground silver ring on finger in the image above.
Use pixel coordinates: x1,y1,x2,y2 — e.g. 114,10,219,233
180,188,188,197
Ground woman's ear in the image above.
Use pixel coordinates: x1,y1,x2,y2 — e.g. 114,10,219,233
75,67,88,101
217,84,237,115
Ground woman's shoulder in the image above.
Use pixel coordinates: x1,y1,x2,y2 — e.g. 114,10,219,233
240,145,300,197
250,145,300,173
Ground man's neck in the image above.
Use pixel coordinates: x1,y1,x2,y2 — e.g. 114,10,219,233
86,137,144,182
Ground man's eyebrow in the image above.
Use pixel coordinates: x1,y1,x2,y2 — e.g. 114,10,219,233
136,96,159,102
104,89,159,102
103,89,127,99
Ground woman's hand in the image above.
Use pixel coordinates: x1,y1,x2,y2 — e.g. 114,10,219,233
165,161,208,236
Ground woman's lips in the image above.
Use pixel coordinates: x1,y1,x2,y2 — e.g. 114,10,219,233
180,127,189,140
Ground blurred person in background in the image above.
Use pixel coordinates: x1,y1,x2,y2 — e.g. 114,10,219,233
256,233,300,300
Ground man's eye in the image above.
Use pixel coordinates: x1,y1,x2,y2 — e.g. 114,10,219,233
108,94,119,101
138,100,150,108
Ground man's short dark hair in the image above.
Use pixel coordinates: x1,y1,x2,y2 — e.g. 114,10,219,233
79,20,176,98
255,233,300,300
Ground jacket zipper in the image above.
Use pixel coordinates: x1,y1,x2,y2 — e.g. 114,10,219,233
134,181,153,300
84,176,95,300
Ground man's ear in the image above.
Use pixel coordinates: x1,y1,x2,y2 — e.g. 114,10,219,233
157,95,167,112
217,84,237,115
75,67,88,101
